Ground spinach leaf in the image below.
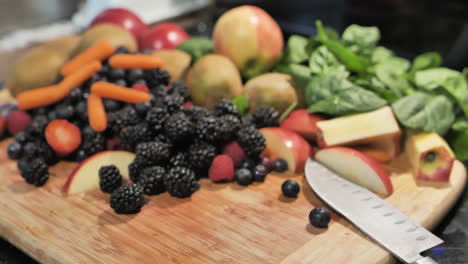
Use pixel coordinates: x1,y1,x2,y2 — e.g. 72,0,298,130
451,118,468,131
307,86,387,115
305,37,321,55
304,71,351,106
282,35,309,64
414,67,460,90
441,74,468,118
309,46,344,75
342,24,380,57
448,130,468,160
375,57,413,97
315,21,371,73
231,96,249,116
353,76,400,102
177,37,212,63
371,46,394,64
391,92,454,135
410,52,442,74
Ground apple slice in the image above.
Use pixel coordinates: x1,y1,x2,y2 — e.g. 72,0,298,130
406,132,455,182
260,127,313,173
315,147,393,197
316,106,400,148
280,109,325,141
63,151,135,195
355,133,402,163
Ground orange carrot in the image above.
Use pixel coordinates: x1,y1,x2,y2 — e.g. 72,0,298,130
356,147,392,163
61,41,115,76
108,54,163,69
59,61,102,93
17,85,65,110
91,81,151,103
87,93,107,132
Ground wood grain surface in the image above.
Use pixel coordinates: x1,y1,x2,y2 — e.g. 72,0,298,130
0,139,465,264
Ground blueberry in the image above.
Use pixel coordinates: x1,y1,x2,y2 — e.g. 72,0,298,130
135,102,151,117
17,159,29,171
134,79,147,86
108,68,126,81
29,115,48,135
253,164,268,182
142,49,153,55
114,46,130,54
235,168,253,186
99,64,110,76
103,99,121,112
309,208,331,228
55,104,75,119
75,149,88,162
281,179,300,197
47,111,58,121
69,88,83,104
272,158,288,172
7,141,22,160
14,132,29,144
23,142,38,158
75,101,88,121
238,159,255,169
114,79,127,87
126,69,144,84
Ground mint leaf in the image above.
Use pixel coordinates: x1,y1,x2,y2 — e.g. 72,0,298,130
232,96,249,116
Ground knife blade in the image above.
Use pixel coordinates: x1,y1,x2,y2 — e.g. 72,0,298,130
305,158,442,264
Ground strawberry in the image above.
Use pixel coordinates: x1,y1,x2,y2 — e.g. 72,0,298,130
0,115,6,138
7,110,31,135
45,120,82,156
222,141,246,167
209,155,234,182
132,83,150,93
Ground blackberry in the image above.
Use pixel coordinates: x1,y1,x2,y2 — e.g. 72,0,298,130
129,160,144,182
253,164,268,182
135,141,171,166
47,110,58,121
126,69,144,84
163,94,184,114
69,88,83,104
14,131,29,144
168,81,191,101
120,123,153,147
99,165,122,193
99,64,110,76
164,112,194,143
168,152,190,168
155,133,173,148
110,183,145,214
184,106,210,122
108,68,126,81
114,46,130,54
151,84,168,99
188,142,216,169
114,79,127,87
7,141,22,160
108,107,141,133
138,166,166,195
80,129,106,156
23,142,39,158
135,102,151,117
55,104,75,120
212,99,240,118
237,126,266,157
37,141,57,165
75,149,88,162
28,115,48,135
145,107,169,131
165,167,199,198
103,99,122,112
195,116,223,143
17,158,29,171
141,49,153,55
75,101,88,122
144,68,170,88
20,158,49,187
251,106,280,128
219,115,241,142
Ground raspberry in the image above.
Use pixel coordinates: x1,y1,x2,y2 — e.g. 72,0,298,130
221,141,246,167
209,155,234,182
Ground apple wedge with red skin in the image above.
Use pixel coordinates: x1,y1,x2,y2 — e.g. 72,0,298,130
315,147,393,197
260,127,313,173
280,109,325,141
63,151,135,195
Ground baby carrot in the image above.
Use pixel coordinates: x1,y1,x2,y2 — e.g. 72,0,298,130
16,85,65,110
61,41,115,76
59,61,102,93
108,54,163,69
87,93,107,132
91,81,151,103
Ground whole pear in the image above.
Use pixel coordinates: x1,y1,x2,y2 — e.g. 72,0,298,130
75,23,137,54
153,50,191,83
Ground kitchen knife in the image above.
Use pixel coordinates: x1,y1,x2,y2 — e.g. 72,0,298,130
304,158,442,264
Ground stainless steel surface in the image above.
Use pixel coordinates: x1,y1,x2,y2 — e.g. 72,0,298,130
411,257,439,264
304,159,443,264
0,0,78,36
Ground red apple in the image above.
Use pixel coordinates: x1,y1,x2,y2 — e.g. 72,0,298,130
139,23,189,51
280,109,325,141
90,8,148,39
260,127,313,173
63,151,135,195
213,5,283,79
315,147,393,197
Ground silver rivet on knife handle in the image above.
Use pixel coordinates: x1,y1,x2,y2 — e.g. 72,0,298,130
411,256,439,264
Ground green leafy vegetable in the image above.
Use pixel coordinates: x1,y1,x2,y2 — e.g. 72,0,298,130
177,37,213,63
307,86,387,115
392,92,454,135
410,52,442,74
448,130,468,160
414,67,460,90
375,57,413,97
371,46,394,64
305,37,321,55
353,76,400,102
274,63,311,92
451,118,468,131
342,24,380,57
281,35,309,64
309,46,343,75
304,72,352,106
315,21,371,73
231,96,249,116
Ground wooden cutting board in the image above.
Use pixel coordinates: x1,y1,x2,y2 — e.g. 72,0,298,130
0,138,465,264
